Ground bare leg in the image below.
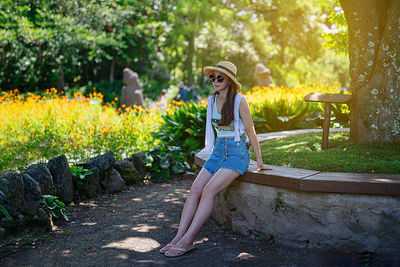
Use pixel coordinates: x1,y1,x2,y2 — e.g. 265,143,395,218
166,168,240,256
160,168,212,251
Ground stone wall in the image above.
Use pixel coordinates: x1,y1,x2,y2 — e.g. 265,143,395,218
212,180,400,256
0,151,147,238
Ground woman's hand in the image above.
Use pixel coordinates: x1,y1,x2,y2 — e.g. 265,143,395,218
257,162,274,171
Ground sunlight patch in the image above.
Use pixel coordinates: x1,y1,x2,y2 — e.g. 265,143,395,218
116,253,129,260
163,197,179,202
81,222,97,226
236,252,255,259
372,178,392,183
276,141,307,150
61,249,71,257
131,224,159,232
102,237,160,252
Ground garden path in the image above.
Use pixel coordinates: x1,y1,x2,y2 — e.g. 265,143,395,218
2,174,363,266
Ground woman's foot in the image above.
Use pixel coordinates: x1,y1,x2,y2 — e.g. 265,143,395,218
164,241,194,257
159,243,175,254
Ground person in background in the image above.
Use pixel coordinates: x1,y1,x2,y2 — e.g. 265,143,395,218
174,81,187,102
187,82,199,102
158,88,168,110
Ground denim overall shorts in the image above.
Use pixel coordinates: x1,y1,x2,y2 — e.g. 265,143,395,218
203,135,250,175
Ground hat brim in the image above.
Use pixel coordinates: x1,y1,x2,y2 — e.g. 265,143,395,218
203,66,241,90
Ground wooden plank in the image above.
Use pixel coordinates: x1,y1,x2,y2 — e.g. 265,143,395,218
304,93,351,103
301,172,400,196
239,162,320,191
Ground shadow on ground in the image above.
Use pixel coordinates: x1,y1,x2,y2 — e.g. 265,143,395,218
1,175,397,266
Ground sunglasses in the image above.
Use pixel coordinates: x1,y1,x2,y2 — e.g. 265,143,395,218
209,74,224,83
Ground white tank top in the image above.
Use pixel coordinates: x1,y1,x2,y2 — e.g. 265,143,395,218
211,94,245,137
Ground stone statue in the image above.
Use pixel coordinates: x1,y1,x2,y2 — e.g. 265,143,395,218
120,68,144,109
254,63,274,87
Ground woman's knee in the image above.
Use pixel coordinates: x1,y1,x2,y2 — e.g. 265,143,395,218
200,184,217,199
189,184,203,198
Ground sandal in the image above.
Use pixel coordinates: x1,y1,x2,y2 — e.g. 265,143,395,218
159,243,175,254
164,245,194,257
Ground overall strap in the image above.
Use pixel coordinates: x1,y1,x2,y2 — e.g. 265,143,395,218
204,95,215,152
234,94,243,142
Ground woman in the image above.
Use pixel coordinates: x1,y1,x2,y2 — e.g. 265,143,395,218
161,61,273,257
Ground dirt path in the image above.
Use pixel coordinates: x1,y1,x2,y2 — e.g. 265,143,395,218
1,176,374,266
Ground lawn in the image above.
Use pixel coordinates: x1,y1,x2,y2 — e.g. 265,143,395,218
250,132,400,174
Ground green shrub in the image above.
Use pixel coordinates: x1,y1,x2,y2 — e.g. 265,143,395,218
0,203,12,221
155,101,207,155
144,101,206,179
251,99,314,133
144,146,190,181
70,166,93,186
42,195,70,221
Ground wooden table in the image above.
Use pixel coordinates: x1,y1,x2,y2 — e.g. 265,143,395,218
304,93,351,150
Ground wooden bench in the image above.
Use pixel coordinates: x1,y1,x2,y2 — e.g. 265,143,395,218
304,93,351,150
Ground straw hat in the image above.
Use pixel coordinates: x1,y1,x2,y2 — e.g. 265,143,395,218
203,61,241,90
254,63,271,76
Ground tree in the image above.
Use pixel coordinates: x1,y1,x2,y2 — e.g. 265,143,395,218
0,0,163,92
340,0,400,142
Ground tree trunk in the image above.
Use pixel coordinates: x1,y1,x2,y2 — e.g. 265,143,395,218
185,31,195,83
109,59,115,83
280,45,285,65
1,45,5,64
56,64,64,91
340,0,400,142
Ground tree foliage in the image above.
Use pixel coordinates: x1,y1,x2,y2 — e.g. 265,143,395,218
0,0,165,92
0,0,349,93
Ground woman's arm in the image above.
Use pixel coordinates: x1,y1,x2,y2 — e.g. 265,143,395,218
239,97,273,171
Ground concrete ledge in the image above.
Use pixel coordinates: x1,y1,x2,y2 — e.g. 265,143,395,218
196,129,400,256
211,180,400,255
194,129,400,196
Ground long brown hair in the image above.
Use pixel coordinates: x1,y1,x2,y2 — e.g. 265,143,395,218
212,80,238,126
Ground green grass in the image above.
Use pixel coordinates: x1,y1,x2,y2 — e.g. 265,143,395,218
250,132,400,174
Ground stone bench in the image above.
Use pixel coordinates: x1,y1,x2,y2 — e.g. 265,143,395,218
194,129,400,256
195,128,400,196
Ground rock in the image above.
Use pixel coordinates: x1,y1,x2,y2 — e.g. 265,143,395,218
36,207,52,229
100,168,126,194
25,163,55,195
79,152,118,194
127,152,146,180
22,174,42,215
74,167,101,199
254,63,274,87
0,171,25,215
15,214,24,227
81,151,115,172
0,227,5,238
121,68,144,109
47,155,74,203
114,159,142,185
0,217,14,229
